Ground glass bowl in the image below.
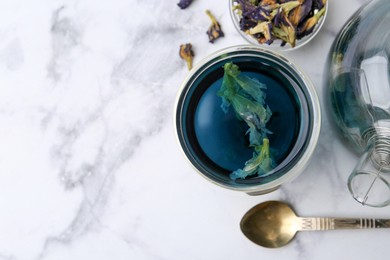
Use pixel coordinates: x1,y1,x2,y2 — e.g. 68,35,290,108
174,45,321,195
229,0,328,51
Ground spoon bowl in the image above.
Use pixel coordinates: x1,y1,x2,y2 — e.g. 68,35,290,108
240,201,298,248
240,201,390,248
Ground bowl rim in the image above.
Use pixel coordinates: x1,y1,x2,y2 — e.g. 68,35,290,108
174,45,321,194
228,0,329,51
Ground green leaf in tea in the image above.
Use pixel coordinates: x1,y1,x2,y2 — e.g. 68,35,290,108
218,62,275,180
230,138,274,180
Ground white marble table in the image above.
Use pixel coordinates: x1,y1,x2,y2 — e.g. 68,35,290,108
0,0,389,259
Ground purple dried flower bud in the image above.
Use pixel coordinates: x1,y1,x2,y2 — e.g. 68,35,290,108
240,17,258,31
237,0,257,14
177,0,193,9
289,0,313,25
246,6,272,21
272,12,296,47
313,0,326,10
297,6,325,38
179,43,194,70
260,0,277,7
248,21,272,42
206,10,225,43
273,8,283,27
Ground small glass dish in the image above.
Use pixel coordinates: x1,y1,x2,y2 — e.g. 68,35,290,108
229,0,328,51
174,45,321,195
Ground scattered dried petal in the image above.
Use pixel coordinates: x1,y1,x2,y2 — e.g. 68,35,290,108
205,10,225,43
177,0,193,9
179,43,194,70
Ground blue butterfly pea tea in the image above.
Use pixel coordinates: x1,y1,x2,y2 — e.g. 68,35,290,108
175,46,320,194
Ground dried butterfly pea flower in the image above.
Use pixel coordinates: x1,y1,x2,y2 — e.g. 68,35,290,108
205,10,224,43
313,0,326,9
236,0,257,18
247,6,272,21
277,0,297,3
235,0,258,31
289,0,312,25
298,6,326,39
264,7,296,47
282,12,296,45
247,21,273,43
240,15,258,31
177,0,193,9
179,43,194,70
233,0,326,47
260,0,278,8
272,1,300,16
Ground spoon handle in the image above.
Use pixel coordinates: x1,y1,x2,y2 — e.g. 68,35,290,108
300,218,390,230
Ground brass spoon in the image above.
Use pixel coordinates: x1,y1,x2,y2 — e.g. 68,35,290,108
240,200,390,248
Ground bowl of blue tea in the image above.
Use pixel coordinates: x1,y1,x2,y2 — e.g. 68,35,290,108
175,46,320,194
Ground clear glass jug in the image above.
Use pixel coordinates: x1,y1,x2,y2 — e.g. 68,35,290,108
327,0,390,207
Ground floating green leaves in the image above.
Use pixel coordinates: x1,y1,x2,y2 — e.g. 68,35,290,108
218,62,275,180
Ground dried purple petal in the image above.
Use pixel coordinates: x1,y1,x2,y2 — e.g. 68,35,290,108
313,0,326,10
179,43,194,70
279,1,300,14
273,8,283,27
284,19,297,47
236,0,257,15
277,0,296,3
297,6,325,38
206,10,224,43
274,8,292,27
177,0,192,9
240,17,258,31
247,21,273,42
289,0,313,25
269,1,300,19
273,12,296,47
260,0,277,5
245,6,272,21
260,0,278,8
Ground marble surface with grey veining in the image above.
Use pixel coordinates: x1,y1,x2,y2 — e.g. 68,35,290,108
0,0,389,259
